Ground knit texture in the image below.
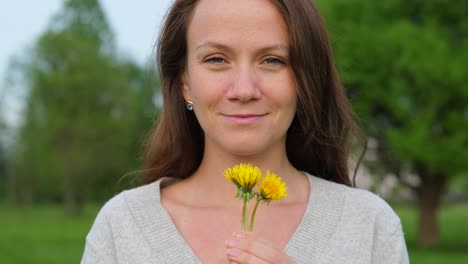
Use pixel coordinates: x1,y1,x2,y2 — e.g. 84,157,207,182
81,173,409,263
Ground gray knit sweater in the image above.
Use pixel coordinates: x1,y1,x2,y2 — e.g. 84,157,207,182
81,174,409,263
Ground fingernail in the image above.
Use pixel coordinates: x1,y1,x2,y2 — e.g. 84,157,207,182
226,239,239,247
227,248,241,258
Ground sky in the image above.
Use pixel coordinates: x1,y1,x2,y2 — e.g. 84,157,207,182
0,0,173,129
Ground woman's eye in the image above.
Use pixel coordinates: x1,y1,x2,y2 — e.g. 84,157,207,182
264,57,285,65
205,57,225,64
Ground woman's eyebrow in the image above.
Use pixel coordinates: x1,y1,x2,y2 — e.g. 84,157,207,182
196,41,289,54
256,44,289,54
196,41,233,52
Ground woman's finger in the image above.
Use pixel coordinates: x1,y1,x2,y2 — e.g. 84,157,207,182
226,247,268,264
226,232,293,264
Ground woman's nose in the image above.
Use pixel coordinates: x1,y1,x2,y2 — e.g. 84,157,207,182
227,66,261,102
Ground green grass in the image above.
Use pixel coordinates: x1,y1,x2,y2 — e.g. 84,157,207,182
0,202,467,263
395,203,468,263
0,202,99,264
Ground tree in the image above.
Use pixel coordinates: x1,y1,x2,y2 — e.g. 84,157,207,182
9,0,159,213
0,116,6,198
318,0,468,247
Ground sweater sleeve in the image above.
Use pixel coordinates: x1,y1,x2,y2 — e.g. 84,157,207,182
371,209,410,264
81,201,118,264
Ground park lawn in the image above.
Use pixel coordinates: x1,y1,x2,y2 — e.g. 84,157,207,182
0,202,467,263
395,203,468,263
0,202,99,264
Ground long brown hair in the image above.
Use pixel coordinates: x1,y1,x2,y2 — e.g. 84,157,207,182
142,0,364,186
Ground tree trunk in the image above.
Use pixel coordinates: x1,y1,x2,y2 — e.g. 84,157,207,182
63,171,79,215
5,164,17,203
62,141,82,215
21,179,34,205
416,168,446,247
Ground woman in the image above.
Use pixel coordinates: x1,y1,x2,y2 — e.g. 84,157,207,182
82,0,409,263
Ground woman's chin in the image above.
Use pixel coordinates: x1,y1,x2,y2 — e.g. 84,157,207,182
219,142,273,158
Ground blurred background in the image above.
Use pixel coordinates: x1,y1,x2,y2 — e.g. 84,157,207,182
0,0,466,263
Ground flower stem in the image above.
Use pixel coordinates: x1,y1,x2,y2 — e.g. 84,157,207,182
249,199,261,232
242,198,248,231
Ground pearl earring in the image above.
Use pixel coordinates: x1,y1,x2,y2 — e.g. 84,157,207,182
185,100,193,111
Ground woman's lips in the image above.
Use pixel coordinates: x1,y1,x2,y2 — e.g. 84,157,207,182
222,114,266,124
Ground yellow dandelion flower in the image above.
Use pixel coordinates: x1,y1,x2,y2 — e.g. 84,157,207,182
224,163,262,190
225,163,263,231
249,171,287,231
258,171,287,201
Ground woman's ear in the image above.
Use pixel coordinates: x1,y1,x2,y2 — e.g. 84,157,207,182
181,71,191,101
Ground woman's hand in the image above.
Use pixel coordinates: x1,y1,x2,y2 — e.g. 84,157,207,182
225,232,294,264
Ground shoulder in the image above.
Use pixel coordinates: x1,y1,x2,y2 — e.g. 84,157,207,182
339,185,408,262
85,181,162,248
303,175,408,262
343,185,401,228
82,182,161,263
84,180,162,240
96,180,161,221
97,182,156,213
309,175,401,230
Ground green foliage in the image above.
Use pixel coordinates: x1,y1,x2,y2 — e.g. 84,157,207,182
6,0,159,209
318,0,468,246
317,0,468,179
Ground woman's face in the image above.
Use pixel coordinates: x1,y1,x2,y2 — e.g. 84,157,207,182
182,0,297,157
